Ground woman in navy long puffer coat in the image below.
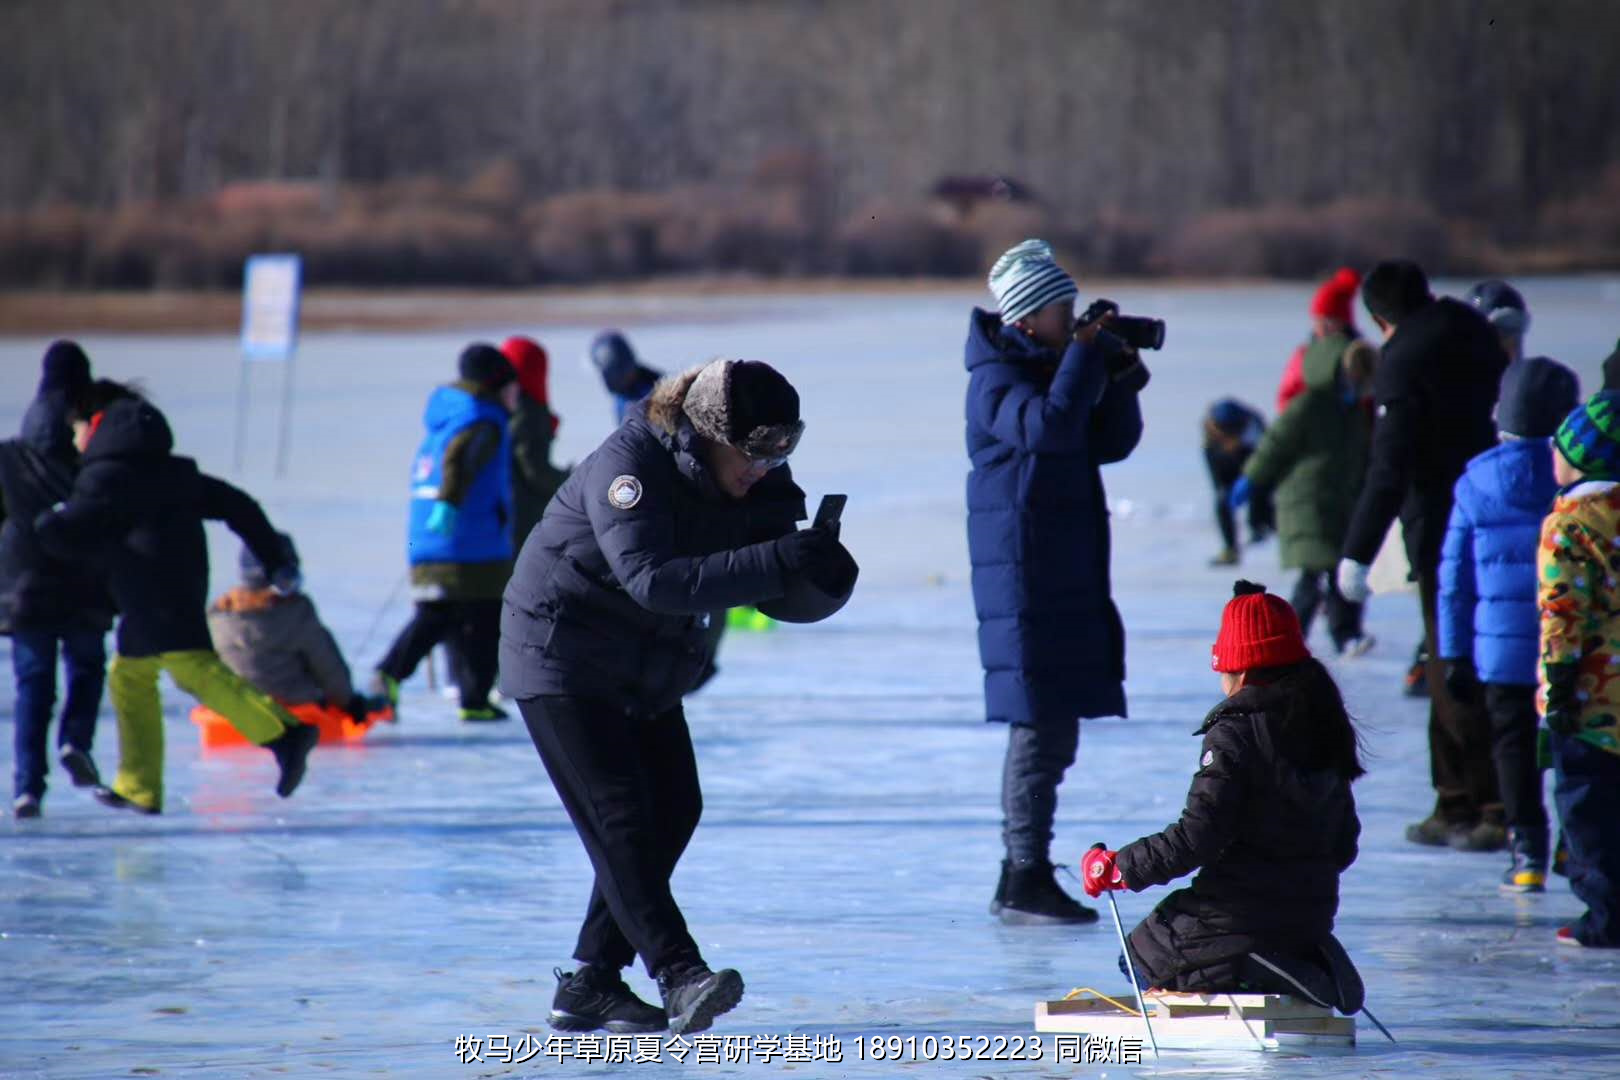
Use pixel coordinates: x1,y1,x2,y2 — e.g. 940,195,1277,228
967,239,1147,924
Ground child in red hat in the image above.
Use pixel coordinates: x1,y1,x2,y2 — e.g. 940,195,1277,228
1080,581,1367,1002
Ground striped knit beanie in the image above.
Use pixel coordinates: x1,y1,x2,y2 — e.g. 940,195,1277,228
987,239,1077,326
1211,580,1311,674
1554,391,1620,481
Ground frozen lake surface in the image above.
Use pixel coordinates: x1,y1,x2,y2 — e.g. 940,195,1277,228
4,278,1620,1078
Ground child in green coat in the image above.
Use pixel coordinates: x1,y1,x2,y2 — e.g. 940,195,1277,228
1236,340,1377,654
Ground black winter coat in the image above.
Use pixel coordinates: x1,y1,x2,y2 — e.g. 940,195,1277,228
33,398,289,658
501,375,806,713
1115,683,1360,991
1342,297,1507,575
0,391,113,634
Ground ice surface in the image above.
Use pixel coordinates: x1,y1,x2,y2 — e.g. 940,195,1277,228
4,278,1620,1078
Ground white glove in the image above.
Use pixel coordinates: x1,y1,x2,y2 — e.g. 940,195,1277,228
1337,559,1372,604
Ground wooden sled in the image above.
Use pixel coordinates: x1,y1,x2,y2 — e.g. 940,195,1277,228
191,700,390,751
1035,989,1355,1052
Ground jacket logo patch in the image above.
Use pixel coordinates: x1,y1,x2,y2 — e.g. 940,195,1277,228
608,475,643,510
1201,749,1215,768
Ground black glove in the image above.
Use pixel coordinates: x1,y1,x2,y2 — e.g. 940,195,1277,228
1442,660,1479,705
345,693,372,726
1107,345,1150,393
773,526,838,575
1543,661,1581,736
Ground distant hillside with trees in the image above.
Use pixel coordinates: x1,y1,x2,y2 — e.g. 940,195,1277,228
3,0,1617,287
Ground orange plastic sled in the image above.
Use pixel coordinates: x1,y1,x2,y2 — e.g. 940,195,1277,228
190,700,392,751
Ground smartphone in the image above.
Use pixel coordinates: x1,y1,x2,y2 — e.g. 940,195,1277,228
813,494,847,530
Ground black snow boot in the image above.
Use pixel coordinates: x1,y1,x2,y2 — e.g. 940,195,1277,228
656,961,745,1035
998,861,1099,925
268,722,319,798
989,860,1010,915
1500,826,1549,893
549,966,667,1034
59,745,101,788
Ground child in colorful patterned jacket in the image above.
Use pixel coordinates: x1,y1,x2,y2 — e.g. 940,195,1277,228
1538,391,1620,947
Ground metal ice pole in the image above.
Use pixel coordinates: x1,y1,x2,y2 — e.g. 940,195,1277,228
1103,887,1160,1061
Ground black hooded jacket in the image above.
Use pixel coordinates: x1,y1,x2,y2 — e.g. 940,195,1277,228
33,398,287,657
1341,297,1507,574
0,390,113,633
501,370,808,713
1114,682,1360,991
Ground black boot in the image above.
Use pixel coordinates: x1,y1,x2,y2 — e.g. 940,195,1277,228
548,966,667,1034
999,861,1099,925
989,860,1010,916
656,961,744,1035
1500,826,1549,893
267,722,319,798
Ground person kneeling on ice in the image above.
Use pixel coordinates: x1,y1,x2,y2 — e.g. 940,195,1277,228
502,358,856,1036
209,533,384,726
1081,581,1365,1001
34,381,318,814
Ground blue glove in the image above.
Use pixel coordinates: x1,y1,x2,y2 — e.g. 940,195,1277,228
1228,476,1253,511
426,501,459,536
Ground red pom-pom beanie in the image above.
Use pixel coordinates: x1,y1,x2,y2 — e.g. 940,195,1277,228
1309,267,1362,325
1211,580,1311,673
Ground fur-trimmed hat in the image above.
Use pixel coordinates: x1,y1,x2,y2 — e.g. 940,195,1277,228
681,359,803,459
1211,580,1311,673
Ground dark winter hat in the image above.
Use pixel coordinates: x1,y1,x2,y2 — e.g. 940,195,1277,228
590,331,637,383
39,340,92,394
458,343,516,391
1211,580,1311,674
1498,356,1579,439
682,358,804,460
240,532,298,589
1554,392,1620,482
1467,279,1529,336
1601,338,1620,392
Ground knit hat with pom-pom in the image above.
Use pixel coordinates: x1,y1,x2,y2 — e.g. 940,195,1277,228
1211,580,1311,673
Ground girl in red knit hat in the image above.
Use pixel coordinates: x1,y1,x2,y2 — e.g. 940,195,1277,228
1080,581,1367,1003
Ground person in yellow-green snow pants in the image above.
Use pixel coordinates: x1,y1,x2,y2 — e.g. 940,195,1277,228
107,651,302,811
32,381,319,815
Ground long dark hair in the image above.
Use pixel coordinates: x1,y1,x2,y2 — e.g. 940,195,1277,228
1243,657,1366,781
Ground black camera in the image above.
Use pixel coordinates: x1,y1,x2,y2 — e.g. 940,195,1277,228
1075,298,1166,351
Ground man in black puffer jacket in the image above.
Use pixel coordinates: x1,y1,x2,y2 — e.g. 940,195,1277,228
503,358,854,1038
1336,260,1509,851
34,381,318,814
0,341,113,817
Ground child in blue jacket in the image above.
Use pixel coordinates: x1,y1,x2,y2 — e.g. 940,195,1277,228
1437,357,1579,889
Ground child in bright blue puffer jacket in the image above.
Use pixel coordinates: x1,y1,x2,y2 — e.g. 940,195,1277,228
1437,356,1579,891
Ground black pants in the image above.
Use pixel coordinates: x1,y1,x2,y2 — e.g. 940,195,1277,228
1418,571,1500,823
520,695,703,976
1204,446,1273,551
1484,682,1547,833
1291,570,1363,651
377,599,500,709
1001,719,1080,865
